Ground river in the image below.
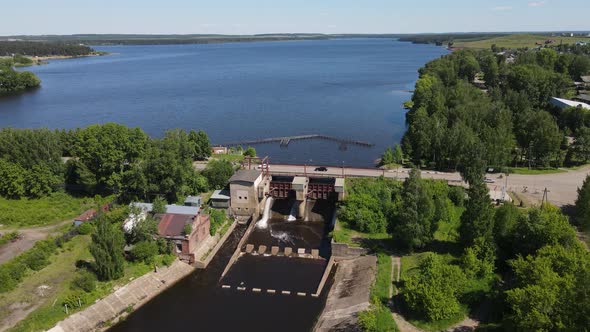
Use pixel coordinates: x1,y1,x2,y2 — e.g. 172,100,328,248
0,38,447,166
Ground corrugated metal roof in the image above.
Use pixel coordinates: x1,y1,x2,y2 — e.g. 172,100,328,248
211,189,230,200
129,202,199,216
157,213,192,237
550,97,590,110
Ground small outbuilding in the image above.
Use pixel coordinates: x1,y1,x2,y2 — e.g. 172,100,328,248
74,209,97,226
184,195,202,207
210,189,231,209
550,97,590,110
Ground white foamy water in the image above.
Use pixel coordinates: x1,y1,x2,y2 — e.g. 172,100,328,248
255,197,274,229
287,201,299,221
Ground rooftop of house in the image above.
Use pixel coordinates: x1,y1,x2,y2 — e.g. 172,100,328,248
184,195,201,204
156,213,194,238
581,76,590,84
550,97,590,110
229,169,262,184
130,202,199,216
75,208,96,222
211,189,231,200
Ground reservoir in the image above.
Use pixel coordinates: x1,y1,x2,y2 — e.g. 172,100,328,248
0,39,447,166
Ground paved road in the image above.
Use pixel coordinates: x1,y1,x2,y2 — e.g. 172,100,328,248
263,164,590,207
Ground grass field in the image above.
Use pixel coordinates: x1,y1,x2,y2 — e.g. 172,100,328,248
331,220,390,247
507,167,566,175
5,234,173,332
0,193,98,228
454,34,590,49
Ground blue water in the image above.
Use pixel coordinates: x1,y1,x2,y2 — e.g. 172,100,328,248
0,39,447,166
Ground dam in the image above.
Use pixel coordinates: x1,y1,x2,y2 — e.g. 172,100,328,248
110,167,343,331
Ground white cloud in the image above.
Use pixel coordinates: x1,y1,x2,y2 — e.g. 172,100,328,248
529,1,547,7
493,6,513,11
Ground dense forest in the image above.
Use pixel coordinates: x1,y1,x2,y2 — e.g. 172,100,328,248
342,166,590,331
401,45,590,171
0,124,233,203
0,41,95,57
0,59,40,94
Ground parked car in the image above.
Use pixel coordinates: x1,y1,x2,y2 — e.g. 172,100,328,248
315,166,328,172
484,178,495,183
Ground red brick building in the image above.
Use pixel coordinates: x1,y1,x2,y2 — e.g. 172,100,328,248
156,213,210,263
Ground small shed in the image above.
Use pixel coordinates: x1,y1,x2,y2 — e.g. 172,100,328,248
184,195,202,207
211,189,230,209
211,146,228,155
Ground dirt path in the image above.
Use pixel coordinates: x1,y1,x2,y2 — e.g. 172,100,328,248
390,255,425,332
0,219,73,264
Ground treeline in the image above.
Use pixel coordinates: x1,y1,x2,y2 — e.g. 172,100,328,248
398,33,508,45
401,47,590,170
343,170,590,330
0,41,94,57
0,124,232,203
0,60,40,95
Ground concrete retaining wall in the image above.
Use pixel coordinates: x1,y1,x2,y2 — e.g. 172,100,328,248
194,220,237,269
331,240,370,259
220,217,257,278
48,260,193,332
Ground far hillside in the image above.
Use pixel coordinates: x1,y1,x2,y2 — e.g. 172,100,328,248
454,33,590,50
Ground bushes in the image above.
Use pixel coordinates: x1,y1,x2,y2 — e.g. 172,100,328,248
71,270,97,293
0,192,94,227
402,253,466,321
130,241,159,264
208,208,227,236
0,239,59,293
77,222,94,235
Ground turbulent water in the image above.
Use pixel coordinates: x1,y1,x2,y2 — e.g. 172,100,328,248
0,39,447,166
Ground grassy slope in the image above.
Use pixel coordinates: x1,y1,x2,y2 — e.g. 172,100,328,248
454,34,590,49
331,220,389,247
0,193,96,228
5,234,172,332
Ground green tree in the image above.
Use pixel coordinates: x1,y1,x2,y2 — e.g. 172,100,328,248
202,159,234,189
510,205,577,258
90,218,125,280
392,144,404,164
152,196,167,214
394,168,435,250
505,244,590,331
130,241,159,264
380,147,394,166
572,127,590,162
575,175,590,229
243,146,256,157
460,177,495,246
403,253,466,321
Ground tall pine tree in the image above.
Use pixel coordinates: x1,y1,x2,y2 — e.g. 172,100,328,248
90,218,126,281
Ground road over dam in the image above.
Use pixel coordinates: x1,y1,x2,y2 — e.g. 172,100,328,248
264,164,590,207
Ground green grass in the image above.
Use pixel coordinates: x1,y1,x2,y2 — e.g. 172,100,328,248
434,206,464,243
408,306,467,332
507,167,566,175
0,193,97,228
374,253,393,302
210,154,245,162
331,220,390,248
358,252,399,332
0,231,20,246
454,34,590,50
4,234,173,332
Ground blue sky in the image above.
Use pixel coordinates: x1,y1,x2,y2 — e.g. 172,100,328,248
2,0,589,35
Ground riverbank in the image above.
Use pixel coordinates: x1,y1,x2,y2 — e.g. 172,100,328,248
48,259,193,332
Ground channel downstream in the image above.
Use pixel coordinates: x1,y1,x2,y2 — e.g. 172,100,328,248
109,199,334,332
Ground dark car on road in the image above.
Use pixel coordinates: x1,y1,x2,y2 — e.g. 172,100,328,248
314,166,328,172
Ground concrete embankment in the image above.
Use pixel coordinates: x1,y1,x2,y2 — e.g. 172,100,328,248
314,256,377,331
48,260,193,332
194,220,237,269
